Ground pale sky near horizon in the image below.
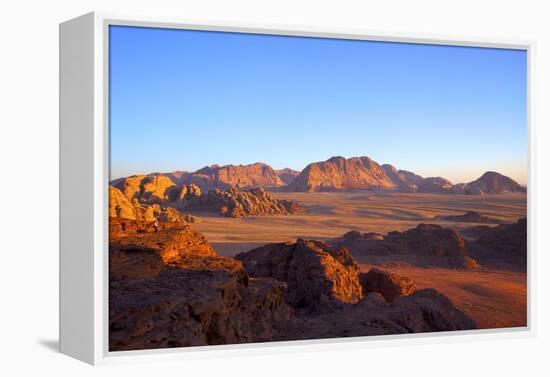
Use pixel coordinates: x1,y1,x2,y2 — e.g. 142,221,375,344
109,26,528,184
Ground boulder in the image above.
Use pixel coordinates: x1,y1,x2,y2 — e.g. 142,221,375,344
359,268,417,301
186,186,303,217
334,223,482,271
471,218,527,270
236,239,362,309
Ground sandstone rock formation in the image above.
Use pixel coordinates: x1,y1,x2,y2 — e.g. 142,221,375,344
110,221,478,349
112,174,302,218
288,156,396,192
471,218,527,270
113,158,526,196
109,185,198,224
177,183,202,203
438,211,498,223
177,162,285,191
276,168,300,185
459,225,494,239
236,240,476,340
281,156,524,195
187,186,303,217
115,175,179,203
359,268,417,301
275,288,477,341
335,224,482,270
417,177,454,193
382,164,424,192
109,185,140,220
462,171,526,195
109,218,216,262
109,219,292,350
236,239,363,310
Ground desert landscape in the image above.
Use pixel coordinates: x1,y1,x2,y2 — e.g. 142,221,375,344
108,26,527,351
108,156,527,350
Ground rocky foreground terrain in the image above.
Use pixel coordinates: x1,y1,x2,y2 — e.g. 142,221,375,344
109,218,478,351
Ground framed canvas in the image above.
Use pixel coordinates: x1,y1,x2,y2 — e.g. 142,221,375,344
59,11,535,365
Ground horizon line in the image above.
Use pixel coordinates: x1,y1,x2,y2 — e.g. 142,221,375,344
110,155,528,186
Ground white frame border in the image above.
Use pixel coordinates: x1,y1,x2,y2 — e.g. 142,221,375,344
68,11,536,365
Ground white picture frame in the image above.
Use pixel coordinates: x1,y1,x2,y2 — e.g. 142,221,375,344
59,11,536,365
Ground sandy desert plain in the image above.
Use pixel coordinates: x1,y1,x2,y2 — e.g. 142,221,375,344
193,191,527,329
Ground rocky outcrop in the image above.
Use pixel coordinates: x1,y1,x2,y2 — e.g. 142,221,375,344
178,162,286,191
115,175,179,203
438,211,497,223
234,241,477,339
110,258,292,350
236,239,363,309
335,224,482,270
109,218,216,262
461,172,526,195
471,218,527,270
109,220,292,351
459,225,494,239
177,183,202,203
275,288,477,340
276,168,300,185
110,220,478,349
112,175,302,218
186,186,303,217
287,156,396,192
109,185,198,224
359,268,417,301
382,164,424,192
109,185,141,220
417,177,454,193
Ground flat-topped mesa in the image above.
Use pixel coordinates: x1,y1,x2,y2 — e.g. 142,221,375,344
287,156,396,192
109,218,216,263
186,186,303,218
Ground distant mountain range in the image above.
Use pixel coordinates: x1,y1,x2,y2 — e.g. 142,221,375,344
112,155,526,197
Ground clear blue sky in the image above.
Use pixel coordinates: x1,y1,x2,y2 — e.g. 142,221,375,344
109,25,527,184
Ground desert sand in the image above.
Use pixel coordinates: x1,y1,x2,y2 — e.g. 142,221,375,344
193,191,526,256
